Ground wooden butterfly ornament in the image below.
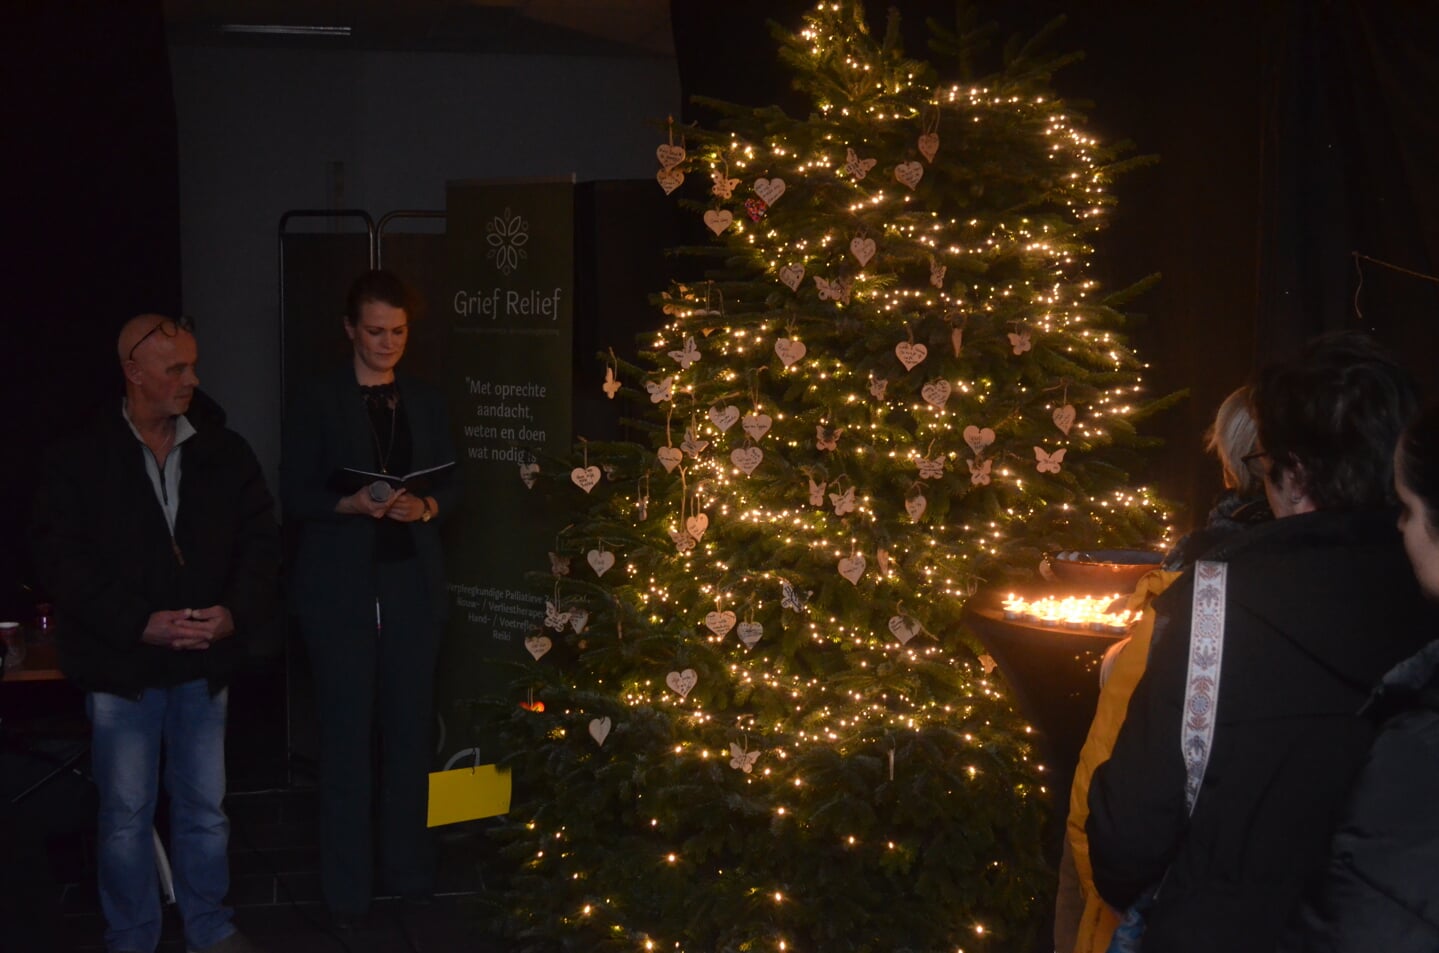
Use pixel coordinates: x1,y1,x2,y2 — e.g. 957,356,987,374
816,425,843,452
668,336,700,370
1034,446,1067,474
844,146,878,180
729,743,761,774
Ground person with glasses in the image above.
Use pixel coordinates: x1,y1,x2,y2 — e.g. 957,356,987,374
31,314,280,953
280,270,457,928
1087,331,1435,953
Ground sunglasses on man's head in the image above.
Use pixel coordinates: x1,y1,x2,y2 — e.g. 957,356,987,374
127,315,195,362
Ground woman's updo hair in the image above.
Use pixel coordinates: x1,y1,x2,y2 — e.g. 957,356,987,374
344,269,420,326
1205,386,1261,496
1398,400,1439,534
1251,331,1417,509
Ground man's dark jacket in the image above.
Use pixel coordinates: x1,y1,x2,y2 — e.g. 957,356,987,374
1279,640,1439,952
1086,508,1437,953
31,391,280,696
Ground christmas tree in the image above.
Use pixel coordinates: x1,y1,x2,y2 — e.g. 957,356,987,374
485,4,1171,951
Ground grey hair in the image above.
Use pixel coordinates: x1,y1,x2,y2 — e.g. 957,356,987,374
1205,386,1261,495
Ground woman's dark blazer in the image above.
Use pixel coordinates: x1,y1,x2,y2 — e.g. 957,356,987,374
281,367,459,628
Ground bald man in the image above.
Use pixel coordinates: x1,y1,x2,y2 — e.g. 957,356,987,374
31,315,278,953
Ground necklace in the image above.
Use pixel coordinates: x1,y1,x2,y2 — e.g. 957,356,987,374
361,384,399,474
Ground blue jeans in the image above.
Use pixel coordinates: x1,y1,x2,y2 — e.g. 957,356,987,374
88,681,234,953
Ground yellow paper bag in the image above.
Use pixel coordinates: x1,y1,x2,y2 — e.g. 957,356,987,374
427,764,512,827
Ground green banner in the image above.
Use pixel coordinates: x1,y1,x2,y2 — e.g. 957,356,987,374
435,180,574,764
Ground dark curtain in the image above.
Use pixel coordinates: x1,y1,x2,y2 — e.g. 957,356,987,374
2,2,181,617
1260,0,1439,393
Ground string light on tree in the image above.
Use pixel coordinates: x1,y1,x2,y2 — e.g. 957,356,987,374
489,3,1175,951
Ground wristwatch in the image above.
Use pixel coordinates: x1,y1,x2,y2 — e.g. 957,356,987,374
421,499,433,523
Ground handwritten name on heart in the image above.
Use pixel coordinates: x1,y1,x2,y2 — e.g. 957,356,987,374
704,610,736,637
589,717,611,746
571,466,602,493
895,341,928,371
656,446,682,473
774,338,807,367
1053,404,1076,435
850,236,876,267
656,143,686,170
685,513,709,540
888,615,921,645
917,132,940,163
736,621,763,648
838,553,867,585
524,635,552,660
709,405,740,431
741,413,773,440
656,168,683,194
731,447,764,475
895,161,924,190
778,263,805,291
921,379,952,408
703,209,734,235
963,425,996,455
666,668,698,698
754,177,786,205
587,549,615,577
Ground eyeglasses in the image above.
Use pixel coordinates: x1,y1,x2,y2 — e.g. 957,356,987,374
127,315,195,361
1241,450,1269,467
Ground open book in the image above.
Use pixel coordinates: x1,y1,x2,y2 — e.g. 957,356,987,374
330,461,456,496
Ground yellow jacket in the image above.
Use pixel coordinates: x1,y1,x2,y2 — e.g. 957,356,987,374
1066,568,1182,953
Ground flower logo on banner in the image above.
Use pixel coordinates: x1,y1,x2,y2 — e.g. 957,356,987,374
485,207,530,275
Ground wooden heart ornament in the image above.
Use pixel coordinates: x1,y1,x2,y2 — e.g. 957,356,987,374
887,615,922,645
850,236,876,267
709,405,741,431
656,143,686,170
838,553,867,585
1053,404,1076,435
731,447,764,475
587,549,615,577
589,716,611,747
963,425,996,455
666,668,698,698
685,513,709,540
524,635,552,660
895,341,928,371
703,209,734,235
774,338,807,367
754,177,786,205
778,263,805,291
895,161,924,190
657,168,684,194
518,462,540,488
656,446,683,473
741,413,773,440
704,610,736,637
571,465,602,493
917,132,940,163
921,379,952,408
735,621,763,648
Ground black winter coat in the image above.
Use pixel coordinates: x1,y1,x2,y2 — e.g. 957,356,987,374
1279,640,1439,952
1086,508,1437,953
31,392,280,696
